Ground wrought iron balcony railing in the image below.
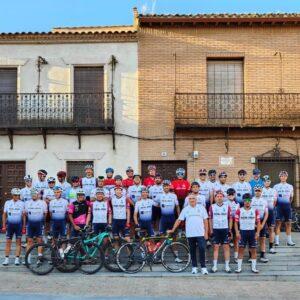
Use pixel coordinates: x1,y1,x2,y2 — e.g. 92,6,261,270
175,93,300,127
0,93,113,129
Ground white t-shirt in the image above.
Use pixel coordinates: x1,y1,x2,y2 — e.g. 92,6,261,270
273,182,294,205
20,186,32,202
49,198,69,220
262,187,277,210
232,181,252,204
134,199,154,222
4,200,25,224
92,200,111,224
33,180,48,193
179,205,208,238
155,192,179,216
184,193,206,208
25,199,47,222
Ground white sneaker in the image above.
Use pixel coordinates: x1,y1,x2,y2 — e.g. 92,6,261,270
201,267,208,275
211,265,218,273
2,257,9,266
287,241,296,246
225,266,232,273
191,267,198,274
260,257,269,263
274,241,279,246
175,257,183,263
251,267,259,273
14,257,20,266
235,268,242,273
269,247,276,254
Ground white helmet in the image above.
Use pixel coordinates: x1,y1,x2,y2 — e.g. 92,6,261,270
24,175,32,182
11,188,21,196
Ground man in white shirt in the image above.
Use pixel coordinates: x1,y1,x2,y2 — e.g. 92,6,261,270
56,171,71,200
213,172,231,203
20,175,33,202
168,194,209,275
196,168,213,211
232,169,252,207
33,169,48,198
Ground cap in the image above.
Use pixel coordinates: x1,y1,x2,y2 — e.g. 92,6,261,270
53,186,63,192
227,188,236,195
215,190,224,196
97,176,105,180
176,168,185,176
254,185,263,191
114,175,123,181
71,176,80,183
11,188,21,196
279,170,288,177
218,171,227,178
199,168,207,175
263,175,271,182
126,166,134,172
147,165,156,171
253,168,261,175
242,193,252,201
30,188,39,196
105,167,114,173
191,181,200,187
95,188,105,195
238,169,247,175
38,169,47,176
208,169,217,175
76,189,85,196
24,175,33,182
162,179,171,185
47,177,56,183
57,171,67,177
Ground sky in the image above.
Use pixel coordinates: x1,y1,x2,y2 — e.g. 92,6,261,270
0,0,300,33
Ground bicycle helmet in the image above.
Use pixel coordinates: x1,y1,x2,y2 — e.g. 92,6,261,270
47,177,56,183
105,167,114,174
76,189,86,196
53,186,62,192
24,175,33,182
84,164,94,171
176,168,185,176
11,188,21,196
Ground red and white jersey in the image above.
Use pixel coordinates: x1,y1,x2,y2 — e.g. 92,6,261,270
171,179,190,201
251,197,268,219
143,176,155,187
122,178,134,189
228,200,240,219
81,177,97,197
110,196,130,220
196,180,212,203
235,207,260,230
262,187,277,210
209,203,231,229
91,200,111,224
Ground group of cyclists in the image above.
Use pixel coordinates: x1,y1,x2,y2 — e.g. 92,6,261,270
1,164,295,275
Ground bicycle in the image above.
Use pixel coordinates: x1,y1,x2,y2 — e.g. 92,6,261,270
291,210,300,232
116,230,191,274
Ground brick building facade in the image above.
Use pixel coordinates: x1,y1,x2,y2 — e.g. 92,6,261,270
136,12,300,206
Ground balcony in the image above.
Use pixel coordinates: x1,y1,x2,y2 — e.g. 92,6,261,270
0,93,113,130
175,93,300,128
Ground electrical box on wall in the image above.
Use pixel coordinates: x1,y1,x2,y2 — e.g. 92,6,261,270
250,157,256,164
192,151,199,159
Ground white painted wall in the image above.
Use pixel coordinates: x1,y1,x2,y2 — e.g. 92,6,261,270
0,42,138,178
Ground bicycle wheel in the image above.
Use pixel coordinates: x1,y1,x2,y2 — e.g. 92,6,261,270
74,243,104,274
116,242,146,274
102,240,121,272
161,242,191,273
55,245,79,273
25,243,54,275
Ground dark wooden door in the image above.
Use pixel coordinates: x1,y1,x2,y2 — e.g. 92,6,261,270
73,67,104,127
66,161,94,182
0,161,25,215
0,68,17,127
141,160,188,181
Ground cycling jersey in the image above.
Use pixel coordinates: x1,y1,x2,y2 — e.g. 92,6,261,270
20,186,32,202
262,187,277,210
56,181,71,199
249,178,264,195
81,177,97,197
184,193,206,208
171,179,190,201
122,178,134,188
25,199,47,222
228,200,240,218
67,187,81,203
251,197,268,220
91,200,111,224
155,192,179,216
213,182,231,202
196,180,212,203
33,180,48,193
209,203,231,229
232,181,252,205
103,178,116,191
235,207,260,230
43,188,55,201
110,196,130,220
49,198,69,221
274,182,293,205
110,187,127,198
127,184,142,204
68,200,90,225
207,180,219,191
143,176,155,187
134,199,154,222
4,200,25,224
148,184,164,201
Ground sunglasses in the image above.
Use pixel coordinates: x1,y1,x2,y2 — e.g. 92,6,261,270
199,173,206,176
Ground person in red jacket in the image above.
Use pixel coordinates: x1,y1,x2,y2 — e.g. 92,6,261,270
143,165,156,187
104,167,115,191
122,166,134,189
171,168,190,210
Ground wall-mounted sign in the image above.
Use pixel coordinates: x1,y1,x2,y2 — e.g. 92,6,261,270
219,156,234,166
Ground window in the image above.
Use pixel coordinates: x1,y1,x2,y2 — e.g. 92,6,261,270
66,161,94,182
0,68,17,93
207,59,244,122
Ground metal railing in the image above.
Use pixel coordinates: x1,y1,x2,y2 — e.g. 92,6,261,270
0,93,113,129
175,93,300,127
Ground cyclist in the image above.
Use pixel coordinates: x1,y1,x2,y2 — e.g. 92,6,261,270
33,169,48,197
2,188,25,266
104,167,116,191
227,188,240,262
261,175,277,253
67,176,82,204
43,177,56,203
209,190,232,273
184,182,206,208
68,189,91,237
81,164,97,199
213,172,231,203
168,194,209,275
249,168,264,196
208,169,219,191
91,188,112,234
127,174,143,206
235,193,260,273
251,185,269,263
232,169,252,207
122,166,134,188
154,180,180,234
56,171,71,199
196,168,213,211
134,186,155,236
49,186,69,239
109,175,127,198
110,186,131,242
171,168,190,210
20,175,33,202
143,165,156,187
148,174,164,234
274,170,295,246
91,176,110,200
24,188,47,263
